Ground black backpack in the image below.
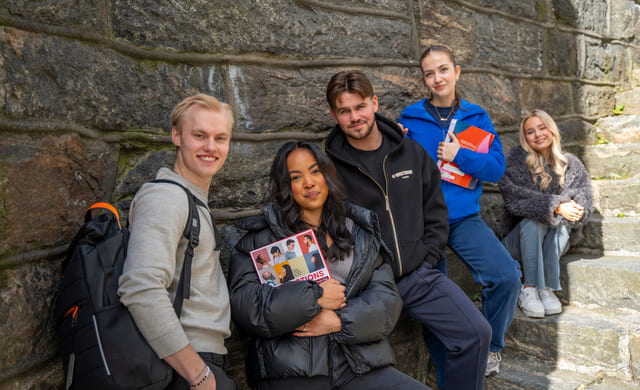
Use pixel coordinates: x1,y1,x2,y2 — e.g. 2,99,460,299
54,179,207,390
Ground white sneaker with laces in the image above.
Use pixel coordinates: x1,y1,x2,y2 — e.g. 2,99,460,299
518,286,545,318
539,287,562,315
485,351,501,376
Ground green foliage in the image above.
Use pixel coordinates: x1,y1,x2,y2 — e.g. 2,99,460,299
613,104,625,115
596,133,610,145
617,213,626,218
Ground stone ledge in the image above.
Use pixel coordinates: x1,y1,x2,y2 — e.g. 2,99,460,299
486,351,639,390
505,305,640,376
560,254,640,310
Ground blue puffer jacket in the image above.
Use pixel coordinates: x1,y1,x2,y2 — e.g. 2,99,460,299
399,98,506,223
228,202,400,387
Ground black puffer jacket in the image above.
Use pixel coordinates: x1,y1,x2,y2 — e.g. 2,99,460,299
228,202,401,387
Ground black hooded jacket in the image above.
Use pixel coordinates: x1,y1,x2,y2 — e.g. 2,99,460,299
325,114,449,278
228,202,401,386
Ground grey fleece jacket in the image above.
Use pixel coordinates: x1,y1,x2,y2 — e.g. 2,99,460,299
119,168,231,358
499,146,593,244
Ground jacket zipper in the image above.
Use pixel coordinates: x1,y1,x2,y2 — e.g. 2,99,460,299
356,155,404,276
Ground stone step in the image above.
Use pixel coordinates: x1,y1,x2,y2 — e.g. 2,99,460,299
486,352,639,390
572,143,640,180
559,254,640,310
572,215,640,255
591,178,640,217
595,114,640,144
504,305,640,380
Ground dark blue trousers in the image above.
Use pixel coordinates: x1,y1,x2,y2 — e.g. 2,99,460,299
396,261,491,390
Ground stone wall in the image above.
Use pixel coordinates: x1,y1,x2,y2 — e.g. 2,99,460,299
1,0,639,388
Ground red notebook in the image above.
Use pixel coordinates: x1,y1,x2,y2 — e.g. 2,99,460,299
250,229,331,287
437,119,494,190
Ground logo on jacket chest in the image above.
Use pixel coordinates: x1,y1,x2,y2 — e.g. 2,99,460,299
391,169,413,180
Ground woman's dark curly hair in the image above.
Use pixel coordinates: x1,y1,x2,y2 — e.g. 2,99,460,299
269,141,354,261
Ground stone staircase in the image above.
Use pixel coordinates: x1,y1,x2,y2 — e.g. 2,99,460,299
485,111,640,389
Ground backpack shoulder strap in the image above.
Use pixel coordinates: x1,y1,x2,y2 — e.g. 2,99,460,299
150,179,215,317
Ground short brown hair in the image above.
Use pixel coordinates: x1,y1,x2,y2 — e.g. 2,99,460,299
326,70,374,111
170,93,234,132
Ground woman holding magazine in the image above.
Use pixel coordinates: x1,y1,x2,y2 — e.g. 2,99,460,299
398,45,521,378
228,141,430,390
499,109,593,318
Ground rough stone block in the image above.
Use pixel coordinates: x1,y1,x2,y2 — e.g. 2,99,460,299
498,129,521,154
545,29,578,76
464,0,542,20
0,134,117,256
596,115,640,144
518,79,574,117
553,0,608,35
415,1,476,65
591,178,640,216
583,38,629,83
0,28,227,131
577,215,640,254
229,66,419,133
485,354,599,390
228,67,330,133
611,0,640,46
557,118,596,147
0,260,60,371
458,74,519,126
615,90,640,115
506,305,640,370
578,144,640,180
479,190,506,233
0,359,64,390
210,141,284,210
111,0,412,59
560,255,640,310
1,0,104,31
573,84,616,118
477,14,543,73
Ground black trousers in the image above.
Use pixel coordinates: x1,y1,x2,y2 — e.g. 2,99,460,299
256,366,431,390
166,352,239,390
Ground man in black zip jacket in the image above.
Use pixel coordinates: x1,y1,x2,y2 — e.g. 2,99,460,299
325,70,491,390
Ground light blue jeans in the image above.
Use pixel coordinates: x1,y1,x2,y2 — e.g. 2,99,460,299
501,218,571,290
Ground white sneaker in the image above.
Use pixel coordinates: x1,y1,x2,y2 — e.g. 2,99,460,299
518,286,545,318
539,287,562,315
485,351,501,376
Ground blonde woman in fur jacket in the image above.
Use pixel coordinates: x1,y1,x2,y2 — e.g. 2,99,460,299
499,109,593,318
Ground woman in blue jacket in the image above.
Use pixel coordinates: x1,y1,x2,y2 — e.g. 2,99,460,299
228,141,430,389
399,45,521,378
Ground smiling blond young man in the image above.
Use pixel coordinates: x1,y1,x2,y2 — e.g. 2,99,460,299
119,94,238,390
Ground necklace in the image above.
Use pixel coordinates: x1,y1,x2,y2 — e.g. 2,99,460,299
434,105,454,122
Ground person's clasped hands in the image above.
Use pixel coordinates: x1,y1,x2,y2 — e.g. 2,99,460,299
294,279,346,337
556,199,585,222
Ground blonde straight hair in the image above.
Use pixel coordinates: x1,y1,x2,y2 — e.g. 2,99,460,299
519,109,568,190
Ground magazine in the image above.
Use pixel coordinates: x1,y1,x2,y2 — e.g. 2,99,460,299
437,119,495,190
249,229,331,287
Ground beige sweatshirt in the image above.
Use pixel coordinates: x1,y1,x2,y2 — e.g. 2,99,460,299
118,168,231,358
